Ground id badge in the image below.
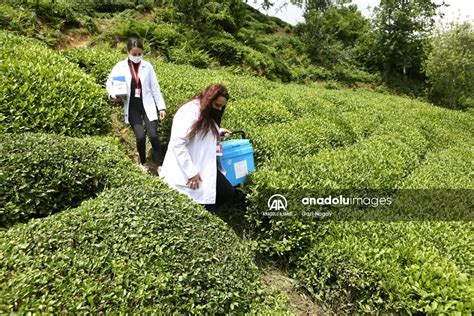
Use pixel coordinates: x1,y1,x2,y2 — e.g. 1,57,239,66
216,142,223,157
134,88,141,98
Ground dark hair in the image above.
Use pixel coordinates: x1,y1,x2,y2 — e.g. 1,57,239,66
184,84,230,139
127,38,143,51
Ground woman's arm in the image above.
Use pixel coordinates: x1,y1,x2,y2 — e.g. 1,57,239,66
149,65,166,111
219,128,231,137
169,106,200,180
105,64,119,99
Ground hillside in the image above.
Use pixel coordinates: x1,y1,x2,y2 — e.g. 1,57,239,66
0,0,377,85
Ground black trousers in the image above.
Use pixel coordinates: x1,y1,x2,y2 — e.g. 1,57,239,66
203,169,235,212
128,101,163,165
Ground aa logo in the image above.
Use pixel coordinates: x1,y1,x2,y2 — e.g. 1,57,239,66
267,194,288,211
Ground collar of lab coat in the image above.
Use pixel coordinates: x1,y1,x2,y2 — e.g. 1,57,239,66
122,57,149,80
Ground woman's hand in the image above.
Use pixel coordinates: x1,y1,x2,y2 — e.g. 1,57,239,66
111,95,123,103
187,173,202,190
159,110,166,121
220,128,231,137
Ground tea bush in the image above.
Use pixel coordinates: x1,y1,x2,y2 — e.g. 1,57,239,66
0,132,147,227
0,184,266,314
245,134,421,255
250,113,356,164
206,37,245,66
61,47,122,86
399,145,474,189
0,31,109,136
295,221,474,314
240,90,473,313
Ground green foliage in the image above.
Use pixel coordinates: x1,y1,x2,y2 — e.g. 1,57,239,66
0,31,109,136
0,184,266,314
3,0,386,86
61,47,122,86
223,98,294,134
62,46,291,142
0,3,36,36
240,96,473,312
0,1,104,45
297,4,369,65
295,221,474,313
210,77,473,313
251,112,356,164
171,0,247,34
372,0,443,79
424,22,474,109
3,27,474,313
101,11,185,53
399,146,474,189
168,44,210,68
0,132,148,227
207,36,246,65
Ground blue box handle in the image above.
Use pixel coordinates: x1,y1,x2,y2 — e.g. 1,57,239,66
229,130,246,139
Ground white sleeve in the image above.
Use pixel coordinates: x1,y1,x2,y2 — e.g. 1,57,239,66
149,65,166,111
106,63,123,99
169,106,199,179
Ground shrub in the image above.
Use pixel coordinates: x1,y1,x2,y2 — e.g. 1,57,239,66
332,64,380,85
206,37,245,65
246,134,421,257
295,221,474,314
0,132,147,227
223,98,294,133
62,47,122,85
168,44,210,68
242,47,275,77
295,65,333,82
416,107,474,151
0,185,266,314
0,31,109,136
399,145,474,189
0,3,36,36
424,22,474,109
250,113,356,164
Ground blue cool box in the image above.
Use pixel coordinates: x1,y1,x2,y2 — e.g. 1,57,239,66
221,139,255,187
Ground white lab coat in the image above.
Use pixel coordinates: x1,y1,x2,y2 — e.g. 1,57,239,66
159,99,226,205
106,58,166,123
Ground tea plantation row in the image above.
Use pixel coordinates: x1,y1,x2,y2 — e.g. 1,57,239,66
0,31,109,137
0,133,283,314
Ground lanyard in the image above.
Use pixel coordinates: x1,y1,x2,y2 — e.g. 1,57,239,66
129,60,141,87
214,121,221,141
216,125,223,157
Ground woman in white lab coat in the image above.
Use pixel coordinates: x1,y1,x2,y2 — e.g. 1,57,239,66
106,38,166,173
160,84,235,212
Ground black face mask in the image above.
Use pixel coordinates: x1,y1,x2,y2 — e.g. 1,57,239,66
210,107,223,125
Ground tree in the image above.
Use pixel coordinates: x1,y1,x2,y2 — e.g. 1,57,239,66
424,22,474,109
165,0,247,33
296,2,369,65
373,0,445,80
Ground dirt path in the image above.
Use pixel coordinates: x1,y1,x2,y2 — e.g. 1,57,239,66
56,28,91,50
261,266,327,315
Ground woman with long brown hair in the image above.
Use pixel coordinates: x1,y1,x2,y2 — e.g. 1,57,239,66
160,84,235,212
